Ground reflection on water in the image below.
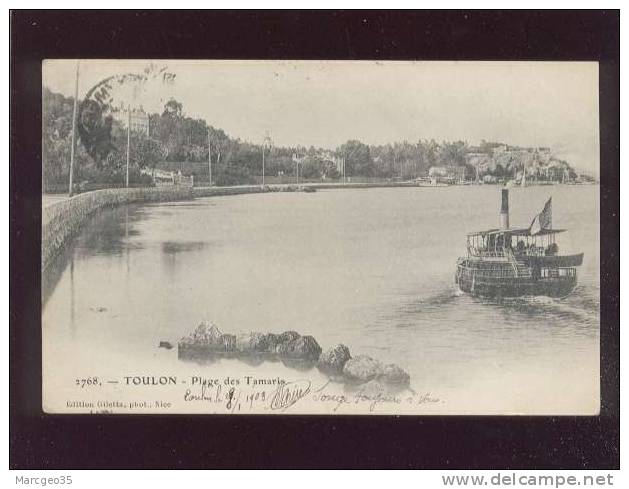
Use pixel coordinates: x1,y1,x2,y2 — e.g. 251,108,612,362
42,186,600,414
161,241,208,255
43,206,142,305
69,254,75,337
178,349,318,371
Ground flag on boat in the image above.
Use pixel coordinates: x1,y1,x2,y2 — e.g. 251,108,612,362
529,197,552,235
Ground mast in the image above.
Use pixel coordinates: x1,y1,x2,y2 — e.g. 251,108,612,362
343,156,346,184
262,131,272,188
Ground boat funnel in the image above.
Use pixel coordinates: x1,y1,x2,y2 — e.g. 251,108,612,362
500,188,509,229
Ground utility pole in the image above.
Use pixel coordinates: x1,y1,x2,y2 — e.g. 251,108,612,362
68,60,80,197
262,131,272,188
343,156,346,184
207,129,212,186
126,105,131,188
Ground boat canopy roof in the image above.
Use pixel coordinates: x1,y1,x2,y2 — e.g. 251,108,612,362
467,228,566,237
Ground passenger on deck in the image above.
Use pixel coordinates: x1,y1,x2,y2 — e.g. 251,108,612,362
532,264,541,280
545,242,559,256
516,240,526,254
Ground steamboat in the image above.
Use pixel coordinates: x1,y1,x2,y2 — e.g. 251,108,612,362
455,189,583,298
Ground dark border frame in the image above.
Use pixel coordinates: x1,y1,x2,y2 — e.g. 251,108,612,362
10,10,619,469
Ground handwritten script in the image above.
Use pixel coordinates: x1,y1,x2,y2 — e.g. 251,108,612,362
181,376,441,414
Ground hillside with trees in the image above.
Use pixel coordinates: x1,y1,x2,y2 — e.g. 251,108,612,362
43,87,580,191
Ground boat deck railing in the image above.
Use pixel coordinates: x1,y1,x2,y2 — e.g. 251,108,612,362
467,247,507,259
457,261,577,280
456,262,516,279
514,247,547,257
540,267,577,278
468,246,548,259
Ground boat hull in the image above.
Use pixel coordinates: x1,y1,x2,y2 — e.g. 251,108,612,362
455,262,578,298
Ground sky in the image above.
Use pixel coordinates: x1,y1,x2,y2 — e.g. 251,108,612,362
43,60,600,176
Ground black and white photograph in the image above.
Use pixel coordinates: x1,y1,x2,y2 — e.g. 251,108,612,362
41,59,600,415
9,9,620,472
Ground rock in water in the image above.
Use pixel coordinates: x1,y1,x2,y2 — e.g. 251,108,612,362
274,331,301,354
276,335,322,360
342,355,383,383
317,344,351,373
261,333,280,353
196,322,222,343
219,333,236,352
179,321,225,350
178,323,412,390
235,332,272,353
378,363,410,388
159,341,174,350
277,331,301,343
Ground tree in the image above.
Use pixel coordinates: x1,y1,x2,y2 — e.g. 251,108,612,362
208,126,230,169
422,139,439,171
43,88,92,189
132,135,165,170
321,159,340,179
300,157,324,179
438,140,469,167
76,64,175,165
43,85,583,189
163,98,183,118
338,140,374,177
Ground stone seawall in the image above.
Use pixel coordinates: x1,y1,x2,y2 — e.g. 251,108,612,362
193,185,267,198
192,182,418,198
42,187,193,271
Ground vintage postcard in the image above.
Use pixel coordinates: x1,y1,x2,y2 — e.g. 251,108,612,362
41,60,600,415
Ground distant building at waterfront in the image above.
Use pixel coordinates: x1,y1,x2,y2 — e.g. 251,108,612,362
463,143,579,183
114,107,150,135
428,165,466,184
130,108,150,135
